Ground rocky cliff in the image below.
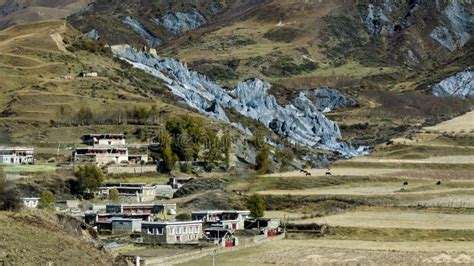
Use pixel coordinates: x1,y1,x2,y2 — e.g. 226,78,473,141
112,46,367,157
432,69,474,99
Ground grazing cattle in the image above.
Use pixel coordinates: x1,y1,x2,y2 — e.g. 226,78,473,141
325,172,332,176
436,181,441,185
305,172,311,176
300,169,306,173
403,182,408,186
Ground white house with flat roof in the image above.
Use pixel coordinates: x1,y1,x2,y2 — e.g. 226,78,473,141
141,220,203,244
0,147,34,165
192,210,251,230
81,134,126,146
21,197,39,208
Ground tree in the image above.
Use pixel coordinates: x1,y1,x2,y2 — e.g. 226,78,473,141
76,106,94,126
255,145,273,174
38,191,56,210
274,148,295,172
246,194,265,218
108,188,120,202
204,130,221,171
222,133,232,169
157,129,177,173
75,164,104,194
0,168,21,211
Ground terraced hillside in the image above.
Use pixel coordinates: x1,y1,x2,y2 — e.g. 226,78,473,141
0,20,236,154
180,110,474,266
0,0,93,29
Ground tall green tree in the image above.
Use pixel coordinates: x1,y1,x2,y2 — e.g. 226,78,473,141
75,164,104,194
221,133,232,169
204,131,221,171
255,145,273,174
38,191,56,210
246,194,265,218
157,129,177,172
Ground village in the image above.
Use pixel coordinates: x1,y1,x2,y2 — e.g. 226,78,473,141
1,133,284,265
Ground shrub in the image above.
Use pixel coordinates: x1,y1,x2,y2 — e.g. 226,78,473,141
38,191,56,210
0,168,21,211
175,213,191,221
108,188,120,202
263,27,303,43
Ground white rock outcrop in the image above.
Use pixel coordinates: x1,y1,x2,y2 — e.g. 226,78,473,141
112,46,366,157
430,0,473,51
123,16,161,48
153,9,206,35
432,69,474,99
295,88,358,113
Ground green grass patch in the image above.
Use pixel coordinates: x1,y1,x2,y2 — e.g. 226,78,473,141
2,164,56,173
106,174,169,184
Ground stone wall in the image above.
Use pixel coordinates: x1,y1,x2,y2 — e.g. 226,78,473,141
106,165,157,175
138,233,285,266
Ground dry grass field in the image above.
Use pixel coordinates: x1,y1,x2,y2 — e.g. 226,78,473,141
181,239,474,265
179,113,474,265
293,210,474,230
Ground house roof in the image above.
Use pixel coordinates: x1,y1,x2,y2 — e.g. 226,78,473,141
142,220,202,226
192,210,250,215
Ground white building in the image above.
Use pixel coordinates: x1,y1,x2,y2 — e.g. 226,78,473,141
81,134,126,146
142,220,203,244
81,72,98,77
73,147,128,166
98,183,157,202
0,147,34,165
21,197,39,208
192,210,251,230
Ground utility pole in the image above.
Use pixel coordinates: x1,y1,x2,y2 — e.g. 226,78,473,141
212,249,217,266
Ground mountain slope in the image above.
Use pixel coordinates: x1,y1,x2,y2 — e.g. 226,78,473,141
0,0,93,29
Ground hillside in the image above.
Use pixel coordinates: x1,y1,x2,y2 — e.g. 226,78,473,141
67,0,473,148
0,20,260,173
0,209,112,264
0,0,93,29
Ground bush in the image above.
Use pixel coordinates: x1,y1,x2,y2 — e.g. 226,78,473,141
263,57,318,78
263,27,303,43
0,168,21,211
38,191,56,210
108,188,120,202
175,213,191,221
